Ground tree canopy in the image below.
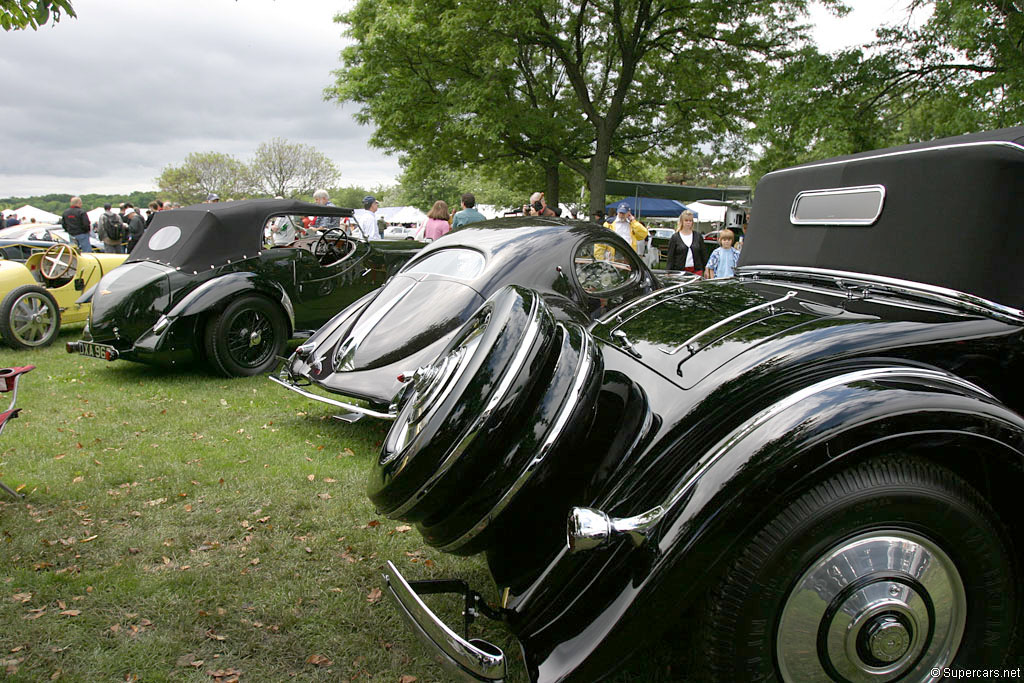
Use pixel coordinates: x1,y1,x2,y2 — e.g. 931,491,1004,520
330,0,824,213
249,138,340,198
155,139,341,206
749,0,1024,179
1,0,74,30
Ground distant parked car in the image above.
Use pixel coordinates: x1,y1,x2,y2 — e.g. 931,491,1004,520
0,224,104,252
0,245,125,349
381,224,424,241
67,199,423,377
371,128,1024,682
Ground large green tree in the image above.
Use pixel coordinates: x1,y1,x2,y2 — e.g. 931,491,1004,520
750,0,1024,179
1,0,73,30
330,0,820,213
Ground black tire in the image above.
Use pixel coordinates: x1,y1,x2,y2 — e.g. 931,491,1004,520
0,285,61,350
368,285,561,523
705,457,1018,682
204,295,287,377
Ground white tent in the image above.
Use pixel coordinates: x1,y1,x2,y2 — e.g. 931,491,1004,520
376,206,403,223
686,202,727,224
86,207,106,226
386,206,428,225
5,204,60,224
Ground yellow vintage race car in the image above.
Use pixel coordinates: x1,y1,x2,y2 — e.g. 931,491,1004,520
0,245,126,350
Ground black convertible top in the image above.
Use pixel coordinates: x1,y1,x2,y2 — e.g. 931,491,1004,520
127,199,354,273
743,127,1024,310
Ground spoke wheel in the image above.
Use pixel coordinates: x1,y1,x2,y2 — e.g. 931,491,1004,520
204,295,287,377
0,285,61,349
705,458,1018,682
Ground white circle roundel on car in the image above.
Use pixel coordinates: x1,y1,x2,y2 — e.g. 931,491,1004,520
148,225,181,250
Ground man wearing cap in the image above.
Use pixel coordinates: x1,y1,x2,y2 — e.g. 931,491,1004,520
352,195,381,240
603,203,648,251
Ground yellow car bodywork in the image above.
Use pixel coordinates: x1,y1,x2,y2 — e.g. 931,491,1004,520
0,248,127,349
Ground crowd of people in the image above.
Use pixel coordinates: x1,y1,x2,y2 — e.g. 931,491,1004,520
47,189,749,279
57,197,178,254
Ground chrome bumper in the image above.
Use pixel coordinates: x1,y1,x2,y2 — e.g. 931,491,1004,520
268,374,396,420
381,560,506,682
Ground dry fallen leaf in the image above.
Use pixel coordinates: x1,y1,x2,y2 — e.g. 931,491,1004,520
305,654,332,667
399,675,418,683
366,588,383,604
11,593,31,603
59,610,81,617
395,525,412,533
306,474,315,482
205,629,227,641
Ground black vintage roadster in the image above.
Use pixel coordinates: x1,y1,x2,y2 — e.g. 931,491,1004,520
67,199,421,376
372,129,1024,681
275,218,694,419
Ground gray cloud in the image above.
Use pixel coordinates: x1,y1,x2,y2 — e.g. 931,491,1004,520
0,0,399,196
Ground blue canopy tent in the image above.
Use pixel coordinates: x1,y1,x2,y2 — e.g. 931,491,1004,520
605,196,694,218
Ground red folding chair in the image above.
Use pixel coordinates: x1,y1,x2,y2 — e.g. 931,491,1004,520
0,365,34,498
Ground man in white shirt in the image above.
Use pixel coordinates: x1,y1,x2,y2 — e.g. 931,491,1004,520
352,195,381,240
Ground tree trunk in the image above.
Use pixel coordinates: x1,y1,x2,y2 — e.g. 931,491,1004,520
544,163,560,208
587,131,612,215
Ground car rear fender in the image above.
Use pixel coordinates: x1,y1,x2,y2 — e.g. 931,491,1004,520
164,272,294,333
519,366,1024,682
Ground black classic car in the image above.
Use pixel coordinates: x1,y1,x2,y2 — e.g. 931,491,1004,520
274,218,695,419
66,199,422,376
370,128,1024,681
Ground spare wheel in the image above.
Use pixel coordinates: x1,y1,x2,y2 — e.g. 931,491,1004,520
368,285,560,520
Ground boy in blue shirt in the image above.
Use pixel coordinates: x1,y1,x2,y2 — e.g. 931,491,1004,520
706,228,740,279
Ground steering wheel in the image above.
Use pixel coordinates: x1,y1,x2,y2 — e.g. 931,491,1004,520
313,228,348,264
41,244,78,280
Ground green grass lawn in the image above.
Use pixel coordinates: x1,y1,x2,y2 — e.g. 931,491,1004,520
0,327,682,682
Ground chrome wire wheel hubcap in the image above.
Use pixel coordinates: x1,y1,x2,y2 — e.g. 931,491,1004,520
777,530,966,682
10,293,57,345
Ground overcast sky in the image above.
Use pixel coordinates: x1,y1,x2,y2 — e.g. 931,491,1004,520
0,0,911,199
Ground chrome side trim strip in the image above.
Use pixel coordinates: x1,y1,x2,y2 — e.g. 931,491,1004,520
387,294,544,518
268,374,396,420
660,290,798,355
568,367,994,553
381,561,506,682
439,325,594,552
739,266,1024,323
762,140,1024,178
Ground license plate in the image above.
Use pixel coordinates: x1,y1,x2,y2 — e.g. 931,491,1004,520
77,341,117,360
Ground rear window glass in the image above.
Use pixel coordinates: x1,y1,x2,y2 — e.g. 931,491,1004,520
148,225,182,251
791,185,885,225
404,248,484,279
574,241,637,293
